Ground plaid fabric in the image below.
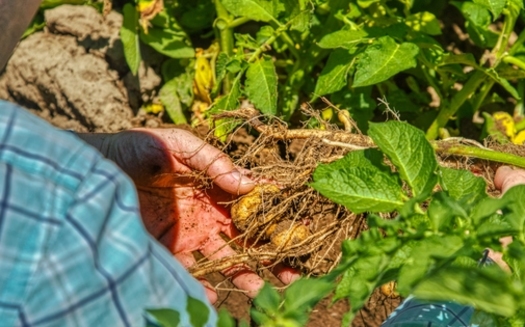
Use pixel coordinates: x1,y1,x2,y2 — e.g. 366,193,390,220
382,296,474,327
0,101,217,327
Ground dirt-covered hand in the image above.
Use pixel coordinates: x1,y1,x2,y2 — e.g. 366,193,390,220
79,128,298,303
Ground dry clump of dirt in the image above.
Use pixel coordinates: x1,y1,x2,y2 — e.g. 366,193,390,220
0,5,162,132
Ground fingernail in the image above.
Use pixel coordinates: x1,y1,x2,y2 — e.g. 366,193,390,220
231,169,255,185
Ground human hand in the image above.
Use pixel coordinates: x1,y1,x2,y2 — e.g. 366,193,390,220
486,166,525,269
79,128,298,303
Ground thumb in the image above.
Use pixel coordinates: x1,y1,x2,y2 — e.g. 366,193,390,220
167,129,256,195
494,166,525,194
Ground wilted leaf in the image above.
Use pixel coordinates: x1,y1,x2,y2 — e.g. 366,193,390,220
353,36,419,87
138,0,164,33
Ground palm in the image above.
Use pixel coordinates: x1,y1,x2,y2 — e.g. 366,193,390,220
104,128,266,301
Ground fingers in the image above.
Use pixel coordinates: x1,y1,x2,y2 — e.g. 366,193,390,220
168,129,255,195
494,166,525,193
200,234,264,298
270,263,301,285
222,223,301,286
174,252,218,304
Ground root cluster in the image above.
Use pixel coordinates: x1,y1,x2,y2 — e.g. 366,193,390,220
188,107,522,279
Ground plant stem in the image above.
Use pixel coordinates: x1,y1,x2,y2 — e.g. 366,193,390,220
228,17,250,29
503,56,525,71
213,0,235,94
426,70,486,140
471,79,495,113
432,143,525,169
491,8,516,67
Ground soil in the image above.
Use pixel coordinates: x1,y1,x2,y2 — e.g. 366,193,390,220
0,5,163,132
1,4,512,327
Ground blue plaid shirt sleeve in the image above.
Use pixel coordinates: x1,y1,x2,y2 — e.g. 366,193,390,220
0,101,217,327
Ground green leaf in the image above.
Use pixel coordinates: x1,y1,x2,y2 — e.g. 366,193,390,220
368,121,438,197
313,49,354,97
121,3,141,75
217,309,236,327
439,167,488,205
500,185,525,233
212,75,241,113
245,57,278,115
317,30,369,49
316,149,388,174
441,53,479,67
282,0,312,32
473,0,506,19
186,296,210,327
413,267,517,316
221,0,276,22
312,154,405,213
405,12,442,35
249,310,271,326
353,36,419,87
254,283,281,314
483,69,521,99
331,87,375,133
22,12,45,39
146,308,181,327
139,11,194,59
451,1,498,48
159,59,194,124
214,53,230,93
428,192,468,231
159,80,187,124
282,278,333,324
211,75,242,140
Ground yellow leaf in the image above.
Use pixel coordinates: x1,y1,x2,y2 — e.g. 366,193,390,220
493,112,515,138
193,50,213,104
321,108,333,121
513,130,525,145
137,0,163,34
143,103,164,114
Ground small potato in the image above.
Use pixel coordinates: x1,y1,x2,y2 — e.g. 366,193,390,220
231,184,280,232
270,221,309,248
380,281,399,298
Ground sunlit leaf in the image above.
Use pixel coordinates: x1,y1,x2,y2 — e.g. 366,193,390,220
353,36,419,87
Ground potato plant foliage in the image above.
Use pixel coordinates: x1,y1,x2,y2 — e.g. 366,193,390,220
113,0,525,141
312,120,525,325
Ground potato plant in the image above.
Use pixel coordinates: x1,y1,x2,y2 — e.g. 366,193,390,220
311,120,525,325
115,0,525,141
